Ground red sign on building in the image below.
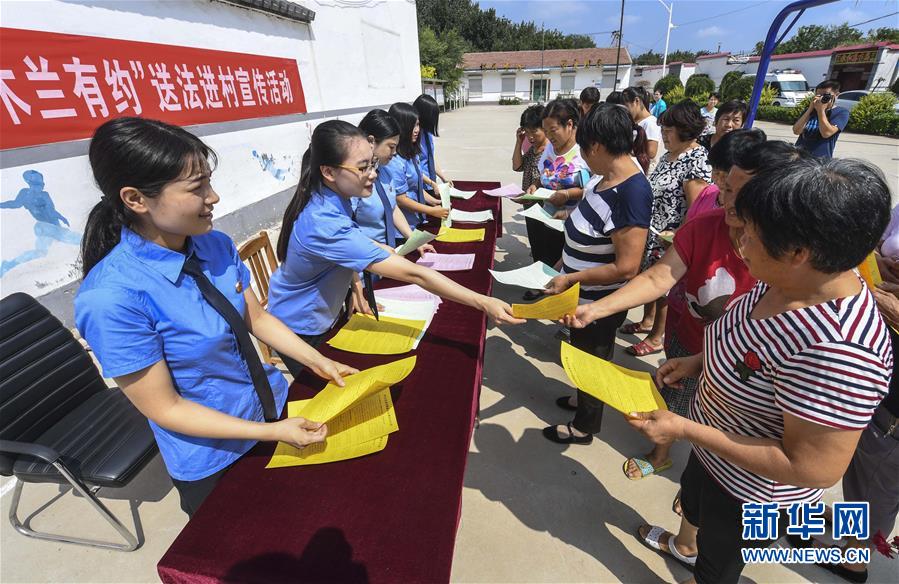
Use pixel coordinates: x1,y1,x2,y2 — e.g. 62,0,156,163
0,27,308,150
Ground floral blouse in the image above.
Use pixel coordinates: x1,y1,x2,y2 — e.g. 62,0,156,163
538,142,591,214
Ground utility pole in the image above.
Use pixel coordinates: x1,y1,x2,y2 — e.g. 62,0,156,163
657,0,674,78
613,0,625,91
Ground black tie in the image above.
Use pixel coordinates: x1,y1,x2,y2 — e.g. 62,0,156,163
182,255,278,422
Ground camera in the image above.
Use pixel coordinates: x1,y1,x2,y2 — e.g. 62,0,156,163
820,93,833,104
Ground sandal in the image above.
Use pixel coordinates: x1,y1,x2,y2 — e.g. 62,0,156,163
555,396,578,411
619,322,653,334
626,339,664,357
542,422,593,445
637,524,696,569
672,490,682,517
623,455,673,480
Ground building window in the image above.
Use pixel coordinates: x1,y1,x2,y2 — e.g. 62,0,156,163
469,76,482,97
561,73,576,92
501,75,516,94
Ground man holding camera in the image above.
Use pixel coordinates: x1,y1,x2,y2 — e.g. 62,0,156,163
792,80,849,159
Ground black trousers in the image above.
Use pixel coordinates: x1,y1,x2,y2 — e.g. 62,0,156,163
171,463,233,517
680,452,788,584
278,332,327,379
570,309,629,434
524,217,564,267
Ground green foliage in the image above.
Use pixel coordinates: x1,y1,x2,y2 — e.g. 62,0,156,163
752,23,899,56
755,105,796,124
719,71,743,95
634,51,662,65
654,74,683,95
499,96,522,105
418,26,468,91
664,86,687,105
867,27,899,44
849,92,898,134
634,50,713,66
690,91,711,106
685,74,715,97
416,0,595,52
759,86,777,107
723,76,755,102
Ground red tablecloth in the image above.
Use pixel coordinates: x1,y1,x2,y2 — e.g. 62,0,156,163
157,181,501,584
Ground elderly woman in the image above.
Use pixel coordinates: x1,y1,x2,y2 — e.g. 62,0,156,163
628,156,893,584
698,99,748,151
626,101,710,356
540,103,653,444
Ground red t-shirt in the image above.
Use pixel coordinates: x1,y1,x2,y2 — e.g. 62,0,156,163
672,208,756,353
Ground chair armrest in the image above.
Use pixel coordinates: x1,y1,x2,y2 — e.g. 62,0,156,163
0,440,61,465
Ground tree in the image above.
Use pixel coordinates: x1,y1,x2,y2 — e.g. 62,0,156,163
867,27,899,44
685,74,715,97
723,75,755,102
655,74,683,95
418,26,468,90
634,51,663,65
720,70,744,95
753,23,869,55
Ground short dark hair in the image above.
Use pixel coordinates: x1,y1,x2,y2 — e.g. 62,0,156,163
388,102,420,159
413,94,440,137
580,86,601,105
732,140,806,173
735,157,890,273
816,80,841,93
605,91,624,105
714,99,749,124
576,102,635,156
658,100,706,141
520,104,544,129
542,98,580,128
359,109,400,143
709,92,720,100
707,128,766,172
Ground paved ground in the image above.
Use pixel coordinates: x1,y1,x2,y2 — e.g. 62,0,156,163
2,105,897,583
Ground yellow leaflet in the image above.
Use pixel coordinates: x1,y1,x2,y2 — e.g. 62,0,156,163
328,313,426,355
511,283,580,320
267,389,398,468
858,252,882,289
560,342,667,415
435,226,486,243
297,355,416,424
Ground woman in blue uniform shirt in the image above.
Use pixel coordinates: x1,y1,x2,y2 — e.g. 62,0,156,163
384,102,448,230
74,117,355,516
413,94,452,194
267,120,523,377
352,109,436,255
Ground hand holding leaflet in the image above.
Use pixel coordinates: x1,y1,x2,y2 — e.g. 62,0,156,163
515,188,555,202
518,204,564,232
395,229,437,256
489,262,559,289
511,283,580,319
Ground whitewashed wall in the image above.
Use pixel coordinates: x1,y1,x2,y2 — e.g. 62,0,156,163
465,66,630,103
0,0,420,310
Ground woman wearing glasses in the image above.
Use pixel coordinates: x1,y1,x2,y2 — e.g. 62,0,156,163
267,121,523,376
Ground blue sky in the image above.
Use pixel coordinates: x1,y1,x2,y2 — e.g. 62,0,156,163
478,0,898,55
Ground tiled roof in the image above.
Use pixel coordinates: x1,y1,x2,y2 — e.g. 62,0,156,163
462,47,631,70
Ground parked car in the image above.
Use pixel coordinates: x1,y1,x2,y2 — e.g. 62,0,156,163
834,90,899,113
744,70,812,108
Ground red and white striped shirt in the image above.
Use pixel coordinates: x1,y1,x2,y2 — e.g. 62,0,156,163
691,281,892,505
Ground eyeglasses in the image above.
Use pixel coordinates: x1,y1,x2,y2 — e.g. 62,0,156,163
336,159,379,179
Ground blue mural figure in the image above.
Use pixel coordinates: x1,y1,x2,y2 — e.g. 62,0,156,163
252,150,289,181
1,170,82,277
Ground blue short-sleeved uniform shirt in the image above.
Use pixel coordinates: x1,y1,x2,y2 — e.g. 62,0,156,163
352,171,399,244
268,186,390,335
74,227,289,481
417,132,436,184
382,154,424,229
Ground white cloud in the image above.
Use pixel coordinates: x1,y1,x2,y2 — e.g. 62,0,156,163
605,13,642,26
697,25,726,38
837,7,867,23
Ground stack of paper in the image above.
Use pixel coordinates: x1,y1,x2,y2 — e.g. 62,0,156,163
560,343,667,414
375,284,443,307
484,184,524,197
377,297,438,350
267,356,417,468
439,183,477,200
490,262,559,289
449,209,494,223
328,313,426,355
518,204,565,232
511,283,580,320
436,226,486,243
395,230,437,256
515,188,556,202
417,252,475,272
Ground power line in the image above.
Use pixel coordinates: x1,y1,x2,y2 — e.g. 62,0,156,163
674,1,770,28
849,11,899,28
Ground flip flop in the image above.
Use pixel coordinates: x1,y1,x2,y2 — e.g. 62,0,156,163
637,525,696,569
555,396,578,411
626,339,664,356
672,490,682,517
619,322,653,334
623,455,673,480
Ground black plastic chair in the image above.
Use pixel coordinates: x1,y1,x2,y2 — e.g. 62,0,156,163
0,292,157,551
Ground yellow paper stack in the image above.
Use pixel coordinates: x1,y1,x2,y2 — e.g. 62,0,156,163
267,356,417,468
436,226,486,243
328,313,427,355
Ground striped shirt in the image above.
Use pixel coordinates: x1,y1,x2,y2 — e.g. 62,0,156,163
561,173,653,301
691,281,892,505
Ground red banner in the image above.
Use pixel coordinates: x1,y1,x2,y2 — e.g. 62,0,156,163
0,27,307,150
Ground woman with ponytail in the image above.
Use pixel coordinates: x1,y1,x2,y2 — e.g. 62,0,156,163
353,109,435,256
267,120,523,376
75,117,355,516
412,94,452,195
603,94,652,174
618,87,661,171
385,102,447,230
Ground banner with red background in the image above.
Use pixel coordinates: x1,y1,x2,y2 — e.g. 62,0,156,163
0,27,307,150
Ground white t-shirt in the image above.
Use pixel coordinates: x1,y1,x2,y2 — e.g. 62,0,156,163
638,115,663,170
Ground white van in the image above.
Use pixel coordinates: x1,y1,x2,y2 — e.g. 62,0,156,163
743,69,813,107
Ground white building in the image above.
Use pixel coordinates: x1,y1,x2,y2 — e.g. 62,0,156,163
0,0,422,324
632,61,697,90
462,48,632,103
697,42,899,92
